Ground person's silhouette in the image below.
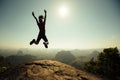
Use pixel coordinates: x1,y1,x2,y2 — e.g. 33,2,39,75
30,10,49,48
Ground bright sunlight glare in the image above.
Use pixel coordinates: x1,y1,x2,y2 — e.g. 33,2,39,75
58,4,69,18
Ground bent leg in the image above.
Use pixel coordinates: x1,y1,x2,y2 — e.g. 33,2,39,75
42,35,49,48
30,32,42,45
42,35,48,43
35,32,42,45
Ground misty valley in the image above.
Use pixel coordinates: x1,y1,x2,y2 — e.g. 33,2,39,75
0,48,120,80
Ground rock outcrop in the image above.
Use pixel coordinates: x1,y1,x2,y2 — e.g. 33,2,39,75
0,60,102,80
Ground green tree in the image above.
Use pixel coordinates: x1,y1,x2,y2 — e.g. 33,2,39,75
0,55,4,72
0,55,4,62
84,58,95,73
84,47,120,79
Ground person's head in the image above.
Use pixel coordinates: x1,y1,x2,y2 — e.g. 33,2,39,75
39,15,44,22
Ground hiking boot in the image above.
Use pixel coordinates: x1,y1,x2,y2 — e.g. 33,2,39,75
30,39,35,45
43,42,48,48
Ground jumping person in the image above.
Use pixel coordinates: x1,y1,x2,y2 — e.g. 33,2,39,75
30,10,49,48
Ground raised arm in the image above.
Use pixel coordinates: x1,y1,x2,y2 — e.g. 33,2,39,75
32,12,39,24
44,10,47,24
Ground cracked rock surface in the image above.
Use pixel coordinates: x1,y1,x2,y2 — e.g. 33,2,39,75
0,60,102,80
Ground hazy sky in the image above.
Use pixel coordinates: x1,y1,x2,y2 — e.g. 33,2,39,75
0,0,120,49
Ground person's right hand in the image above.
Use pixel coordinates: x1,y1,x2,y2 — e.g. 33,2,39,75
44,10,47,13
32,12,35,16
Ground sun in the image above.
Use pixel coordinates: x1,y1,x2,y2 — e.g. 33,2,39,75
58,5,69,17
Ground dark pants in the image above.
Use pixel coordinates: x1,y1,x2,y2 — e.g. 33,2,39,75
35,32,48,44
